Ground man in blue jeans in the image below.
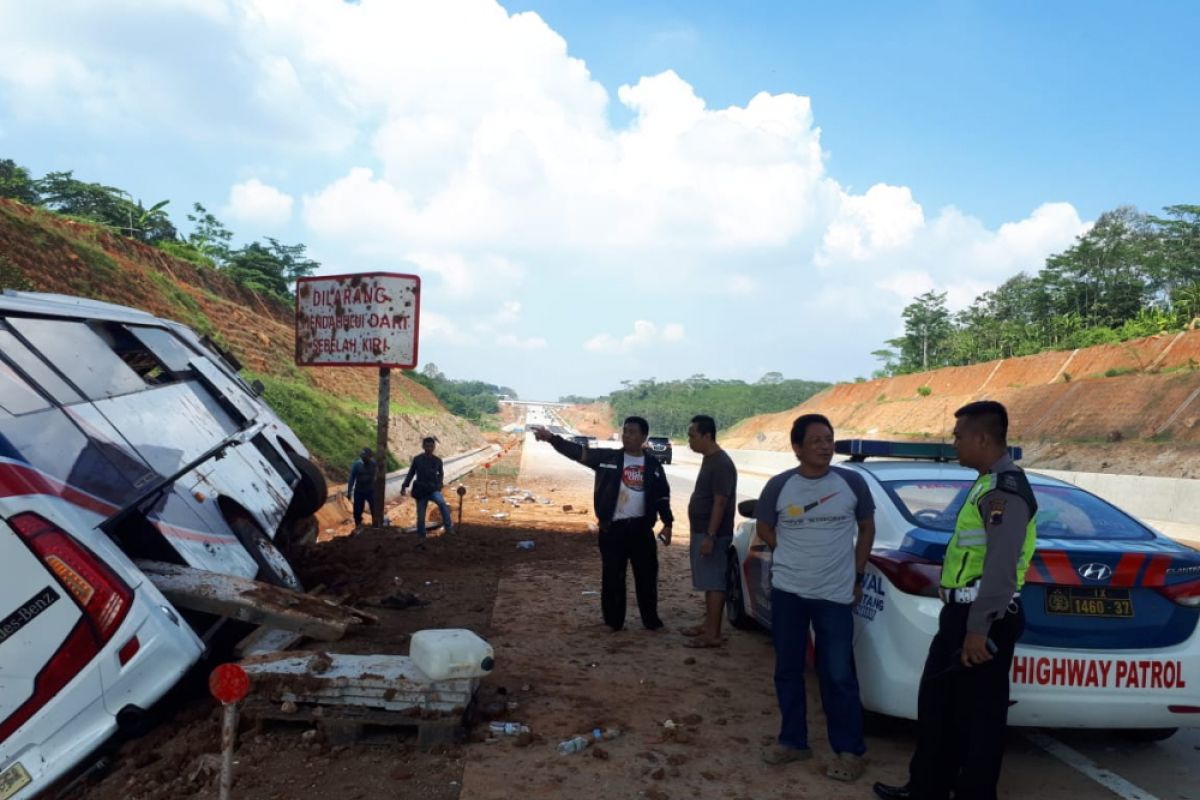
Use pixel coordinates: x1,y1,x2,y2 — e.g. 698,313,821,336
755,413,876,783
401,437,454,545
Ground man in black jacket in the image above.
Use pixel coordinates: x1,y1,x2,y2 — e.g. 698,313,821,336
401,437,454,542
533,416,673,631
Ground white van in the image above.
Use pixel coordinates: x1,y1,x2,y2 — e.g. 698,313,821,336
0,290,326,799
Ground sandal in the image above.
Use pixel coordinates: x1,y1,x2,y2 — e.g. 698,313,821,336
682,637,722,649
826,753,865,782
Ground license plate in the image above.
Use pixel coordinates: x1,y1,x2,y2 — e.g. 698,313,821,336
1045,587,1134,618
0,762,31,800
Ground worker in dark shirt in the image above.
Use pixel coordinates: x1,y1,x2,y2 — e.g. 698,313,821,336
533,416,673,631
345,447,377,527
875,401,1036,800
401,437,453,544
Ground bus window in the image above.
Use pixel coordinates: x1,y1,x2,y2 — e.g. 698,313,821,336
0,328,82,405
7,318,146,400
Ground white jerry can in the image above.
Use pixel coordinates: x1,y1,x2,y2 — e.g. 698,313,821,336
409,629,495,680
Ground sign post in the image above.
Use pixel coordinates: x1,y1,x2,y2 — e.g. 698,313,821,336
209,663,250,800
295,273,421,527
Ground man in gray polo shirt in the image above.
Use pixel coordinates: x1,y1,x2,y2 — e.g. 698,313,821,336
757,413,875,783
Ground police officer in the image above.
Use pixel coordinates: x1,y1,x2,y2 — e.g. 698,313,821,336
875,400,1037,800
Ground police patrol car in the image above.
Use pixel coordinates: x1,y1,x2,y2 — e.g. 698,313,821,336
0,291,326,799
727,440,1200,739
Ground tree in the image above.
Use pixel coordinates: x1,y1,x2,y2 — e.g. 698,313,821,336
186,202,234,264
892,290,953,372
35,171,176,243
0,159,39,204
223,238,320,299
756,371,784,385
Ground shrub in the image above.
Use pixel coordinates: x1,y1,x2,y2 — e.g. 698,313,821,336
917,385,932,397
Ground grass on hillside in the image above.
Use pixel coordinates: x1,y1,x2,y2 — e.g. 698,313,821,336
247,371,401,481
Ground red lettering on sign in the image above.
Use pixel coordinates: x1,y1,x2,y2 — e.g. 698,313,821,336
1115,660,1129,685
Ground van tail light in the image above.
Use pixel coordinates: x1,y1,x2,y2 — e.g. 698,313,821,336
0,513,133,744
1157,579,1200,608
870,550,941,597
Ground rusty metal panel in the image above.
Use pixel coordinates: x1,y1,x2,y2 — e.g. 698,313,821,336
294,272,420,368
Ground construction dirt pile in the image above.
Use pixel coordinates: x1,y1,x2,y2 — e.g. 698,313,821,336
556,402,618,440
724,330,1200,477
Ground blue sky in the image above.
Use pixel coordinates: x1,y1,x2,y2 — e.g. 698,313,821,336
0,1,1196,400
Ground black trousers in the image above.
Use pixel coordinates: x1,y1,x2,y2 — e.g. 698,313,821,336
598,518,662,631
909,599,1025,800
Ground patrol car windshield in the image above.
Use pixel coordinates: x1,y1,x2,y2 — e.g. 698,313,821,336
883,480,1156,541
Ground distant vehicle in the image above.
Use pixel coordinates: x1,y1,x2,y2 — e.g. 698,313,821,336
646,436,673,464
0,290,327,799
727,440,1200,738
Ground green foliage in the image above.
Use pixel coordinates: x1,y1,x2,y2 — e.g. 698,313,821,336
558,394,598,404
185,203,233,265
224,238,318,300
916,385,932,397
1103,367,1135,378
607,375,829,439
0,159,39,204
409,363,517,423
246,371,399,481
878,204,1200,373
36,170,178,244
2,157,319,303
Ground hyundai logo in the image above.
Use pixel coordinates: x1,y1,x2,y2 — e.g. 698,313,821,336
1078,562,1112,582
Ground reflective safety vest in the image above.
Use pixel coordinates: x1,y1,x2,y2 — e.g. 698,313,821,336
941,470,1038,590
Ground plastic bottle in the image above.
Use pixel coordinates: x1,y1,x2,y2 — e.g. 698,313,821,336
489,721,528,736
592,727,620,741
517,540,535,550
557,735,590,755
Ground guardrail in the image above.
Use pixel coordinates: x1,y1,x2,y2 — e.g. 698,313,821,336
318,444,499,517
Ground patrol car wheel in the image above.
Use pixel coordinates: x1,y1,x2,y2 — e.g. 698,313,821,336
1118,727,1177,742
285,453,328,519
229,514,304,592
726,550,755,630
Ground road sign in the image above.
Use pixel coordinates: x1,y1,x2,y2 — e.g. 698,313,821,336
209,663,250,705
294,272,420,368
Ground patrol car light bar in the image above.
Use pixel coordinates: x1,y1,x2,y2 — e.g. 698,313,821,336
833,439,1023,463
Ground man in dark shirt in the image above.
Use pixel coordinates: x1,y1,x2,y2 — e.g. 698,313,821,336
346,447,377,527
533,416,673,631
401,437,453,542
681,414,738,649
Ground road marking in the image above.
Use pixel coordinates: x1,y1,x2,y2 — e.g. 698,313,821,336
1025,731,1160,800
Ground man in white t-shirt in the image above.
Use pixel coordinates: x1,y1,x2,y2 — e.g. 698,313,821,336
756,414,875,783
533,416,674,631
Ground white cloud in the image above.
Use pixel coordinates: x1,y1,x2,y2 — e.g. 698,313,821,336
496,333,547,350
421,312,476,346
0,0,1096,394
584,320,686,354
223,178,294,228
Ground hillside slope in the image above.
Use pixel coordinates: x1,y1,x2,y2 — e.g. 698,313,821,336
0,198,484,479
725,331,1200,477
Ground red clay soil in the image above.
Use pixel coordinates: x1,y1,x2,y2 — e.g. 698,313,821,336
556,402,617,439
724,330,1200,470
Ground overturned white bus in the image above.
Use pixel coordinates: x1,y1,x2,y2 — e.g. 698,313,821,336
0,290,326,799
